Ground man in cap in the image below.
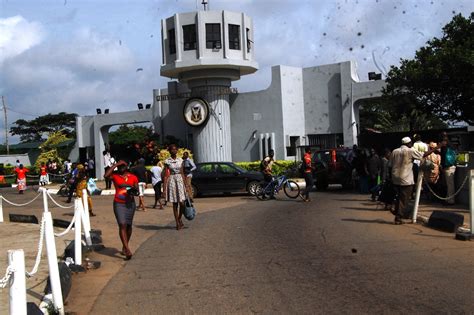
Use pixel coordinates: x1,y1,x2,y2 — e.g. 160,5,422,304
390,137,434,224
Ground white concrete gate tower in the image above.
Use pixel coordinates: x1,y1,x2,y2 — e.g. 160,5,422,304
161,6,258,162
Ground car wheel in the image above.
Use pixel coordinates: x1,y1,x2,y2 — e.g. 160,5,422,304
316,179,328,190
247,181,260,195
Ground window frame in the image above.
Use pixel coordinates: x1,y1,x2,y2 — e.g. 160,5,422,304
168,28,176,54
182,24,197,51
205,23,222,49
228,24,240,50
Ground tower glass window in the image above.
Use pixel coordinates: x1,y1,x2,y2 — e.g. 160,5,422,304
182,24,197,51
168,28,176,54
206,23,221,49
228,24,240,50
246,28,252,53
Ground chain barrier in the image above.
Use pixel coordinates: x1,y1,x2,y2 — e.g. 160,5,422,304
46,191,74,209
54,215,76,237
26,215,46,277
1,174,16,178
48,173,68,178
0,193,42,207
26,174,40,178
423,172,470,201
0,265,14,289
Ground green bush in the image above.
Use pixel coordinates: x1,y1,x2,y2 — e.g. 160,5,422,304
235,160,301,177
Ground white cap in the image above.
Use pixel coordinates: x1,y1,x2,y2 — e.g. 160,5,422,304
401,137,411,144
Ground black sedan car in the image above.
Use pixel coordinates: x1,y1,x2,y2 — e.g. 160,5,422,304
190,162,263,197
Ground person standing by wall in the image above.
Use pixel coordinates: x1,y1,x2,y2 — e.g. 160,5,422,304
301,147,314,202
14,164,29,194
88,157,95,178
150,161,164,209
367,148,381,193
131,158,147,211
182,151,196,200
105,160,138,260
162,144,187,230
103,150,113,190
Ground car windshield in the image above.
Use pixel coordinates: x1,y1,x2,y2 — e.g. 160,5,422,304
232,164,247,173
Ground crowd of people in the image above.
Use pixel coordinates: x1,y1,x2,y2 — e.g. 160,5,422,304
347,131,459,224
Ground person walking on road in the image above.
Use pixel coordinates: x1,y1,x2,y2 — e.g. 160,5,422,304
182,151,196,199
150,161,164,209
132,158,148,211
103,150,113,190
105,160,139,260
75,165,96,217
301,147,314,202
162,144,187,230
14,164,29,194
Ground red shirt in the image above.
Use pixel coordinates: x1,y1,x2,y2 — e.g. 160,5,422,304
40,166,47,176
14,168,29,180
111,173,138,203
303,153,312,173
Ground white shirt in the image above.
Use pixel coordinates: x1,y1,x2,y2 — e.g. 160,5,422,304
150,166,162,186
103,153,112,167
390,145,424,186
413,141,428,166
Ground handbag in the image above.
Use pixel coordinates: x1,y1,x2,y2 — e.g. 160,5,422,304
183,196,196,220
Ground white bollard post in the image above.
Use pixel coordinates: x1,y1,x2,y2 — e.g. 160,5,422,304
81,190,92,246
43,212,64,315
42,188,49,213
8,249,27,315
470,169,474,235
412,171,424,223
0,197,3,223
74,199,82,266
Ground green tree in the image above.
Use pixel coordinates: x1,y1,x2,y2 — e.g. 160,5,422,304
108,125,155,145
10,112,77,143
35,130,72,170
383,13,474,125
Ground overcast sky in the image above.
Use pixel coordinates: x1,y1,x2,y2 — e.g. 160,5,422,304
1,0,473,144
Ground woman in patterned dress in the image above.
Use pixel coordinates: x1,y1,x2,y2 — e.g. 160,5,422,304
162,144,187,230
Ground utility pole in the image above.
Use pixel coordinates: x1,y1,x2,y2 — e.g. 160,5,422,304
2,96,9,155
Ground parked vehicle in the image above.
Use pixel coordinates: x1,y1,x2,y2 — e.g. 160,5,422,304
191,162,264,198
311,148,352,190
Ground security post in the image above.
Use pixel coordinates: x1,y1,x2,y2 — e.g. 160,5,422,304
81,189,92,246
8,249,27,315
412,172,424,223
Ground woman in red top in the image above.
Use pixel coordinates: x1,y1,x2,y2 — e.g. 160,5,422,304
104,160,139,260
14,164,29,194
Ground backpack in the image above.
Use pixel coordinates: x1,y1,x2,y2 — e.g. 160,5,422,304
299,158,307,176
445,147,457,167
259,158,267,172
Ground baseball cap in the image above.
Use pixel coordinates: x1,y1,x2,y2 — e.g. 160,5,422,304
401,137,411,144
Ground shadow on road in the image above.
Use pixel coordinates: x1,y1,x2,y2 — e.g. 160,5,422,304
134,224,176,231
341,218,393,225
341,206,384,212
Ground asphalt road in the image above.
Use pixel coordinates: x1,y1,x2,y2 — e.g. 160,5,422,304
91,191,474,314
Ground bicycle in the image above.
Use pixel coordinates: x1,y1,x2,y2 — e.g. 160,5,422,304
255,174,300,200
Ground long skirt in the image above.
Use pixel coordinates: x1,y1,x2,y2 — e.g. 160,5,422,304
17,178,26,191
166,174,186,203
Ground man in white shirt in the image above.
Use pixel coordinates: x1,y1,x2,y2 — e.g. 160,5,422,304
390,137,425,224
103,150,113,189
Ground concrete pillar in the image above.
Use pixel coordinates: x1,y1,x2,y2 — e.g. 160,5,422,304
189,80,232,162
94,125,110,180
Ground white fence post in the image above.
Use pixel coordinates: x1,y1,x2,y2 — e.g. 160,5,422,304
470,169,474,235
74,199,82,266
43,212,64,315
0,197,3,223
42,188,49,213
8,249,27,315
81,190,92,246
412,172,424,223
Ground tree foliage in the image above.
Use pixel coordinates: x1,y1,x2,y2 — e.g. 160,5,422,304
10,112,77,143
383,13,474,125
35,130,72,170
108,125,157,145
